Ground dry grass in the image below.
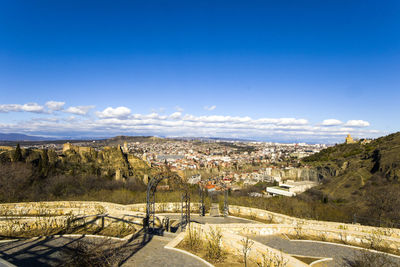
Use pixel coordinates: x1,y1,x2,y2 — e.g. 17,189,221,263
59,239,125,267
345,249,397,267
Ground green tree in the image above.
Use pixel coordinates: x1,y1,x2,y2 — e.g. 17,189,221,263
39,149,50,177
12,144,23,162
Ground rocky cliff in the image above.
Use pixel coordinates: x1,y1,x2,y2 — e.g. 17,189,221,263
269,165,340,182
0,145,152,182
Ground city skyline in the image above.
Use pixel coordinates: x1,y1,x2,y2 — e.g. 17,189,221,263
1,1,399,142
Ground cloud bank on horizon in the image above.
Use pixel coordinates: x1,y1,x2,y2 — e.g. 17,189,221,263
0,101,380,142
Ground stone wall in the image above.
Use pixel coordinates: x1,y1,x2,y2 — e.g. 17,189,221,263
190,223,309,267
1,201,400,254
229,205,400,237
228,205,400,253
271,167,319,181
127,202,201,213
0,201,202,218
0,201,202,237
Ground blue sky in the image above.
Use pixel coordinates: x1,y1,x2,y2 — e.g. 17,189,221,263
0,1,399,142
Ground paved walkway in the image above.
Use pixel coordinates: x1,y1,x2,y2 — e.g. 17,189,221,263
2,211,399,267
209,203,220,217
250,235,400,267
122,235,205,267
0,233,206,267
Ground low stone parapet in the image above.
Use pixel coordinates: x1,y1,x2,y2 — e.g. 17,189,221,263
212,223,400,254
1,201,399,254
229,205,400,239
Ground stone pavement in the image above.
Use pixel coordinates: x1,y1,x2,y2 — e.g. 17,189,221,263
0,233,206,267
122,235,205,267
209,203,220,217
1,208,399,267
250,235,400,267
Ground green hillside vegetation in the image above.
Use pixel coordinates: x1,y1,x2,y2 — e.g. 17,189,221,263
302,132,400,225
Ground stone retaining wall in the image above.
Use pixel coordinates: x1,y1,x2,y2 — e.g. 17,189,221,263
1,201,399,253
0,201,202,237
0,201,201,216
127,202,202,213
213,223,400,254
229,205,400,239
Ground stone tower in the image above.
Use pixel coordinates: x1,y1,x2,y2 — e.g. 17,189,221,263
123,141,128,153
115,169,122,180
345,134,356,144
62,142,72,153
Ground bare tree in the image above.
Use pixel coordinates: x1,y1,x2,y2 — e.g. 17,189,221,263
241,236,254,267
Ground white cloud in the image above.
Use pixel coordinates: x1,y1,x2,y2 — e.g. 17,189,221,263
344,120,370,127
0,101,380,142
204,105,216,111
321,119,343,126
169,112,182,119
96,106,131,118
45,101,65,111
65,105,95,115
175,106,184,112
0,103,45,113
151,107,166,113
22,103,45,113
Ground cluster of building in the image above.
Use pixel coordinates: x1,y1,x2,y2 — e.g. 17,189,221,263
3,137,329,197
124,139,326,172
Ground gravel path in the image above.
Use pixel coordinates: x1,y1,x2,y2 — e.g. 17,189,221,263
250,235,400,267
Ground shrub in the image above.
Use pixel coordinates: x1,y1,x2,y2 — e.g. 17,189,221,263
346,249,396,267
257,250,288,267
205,227,225,262
184,225,202,250
60,239,123,267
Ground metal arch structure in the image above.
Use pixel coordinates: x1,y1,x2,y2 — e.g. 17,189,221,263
223,188,229,217
181,191,191,231
144,172,189,232
145,174,163,231
198,184,206,216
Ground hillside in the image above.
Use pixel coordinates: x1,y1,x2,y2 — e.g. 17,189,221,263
302,132,400,224
0,144,158,203
0,145,153,182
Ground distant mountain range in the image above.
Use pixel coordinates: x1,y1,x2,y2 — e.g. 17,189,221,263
0,133,54,141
